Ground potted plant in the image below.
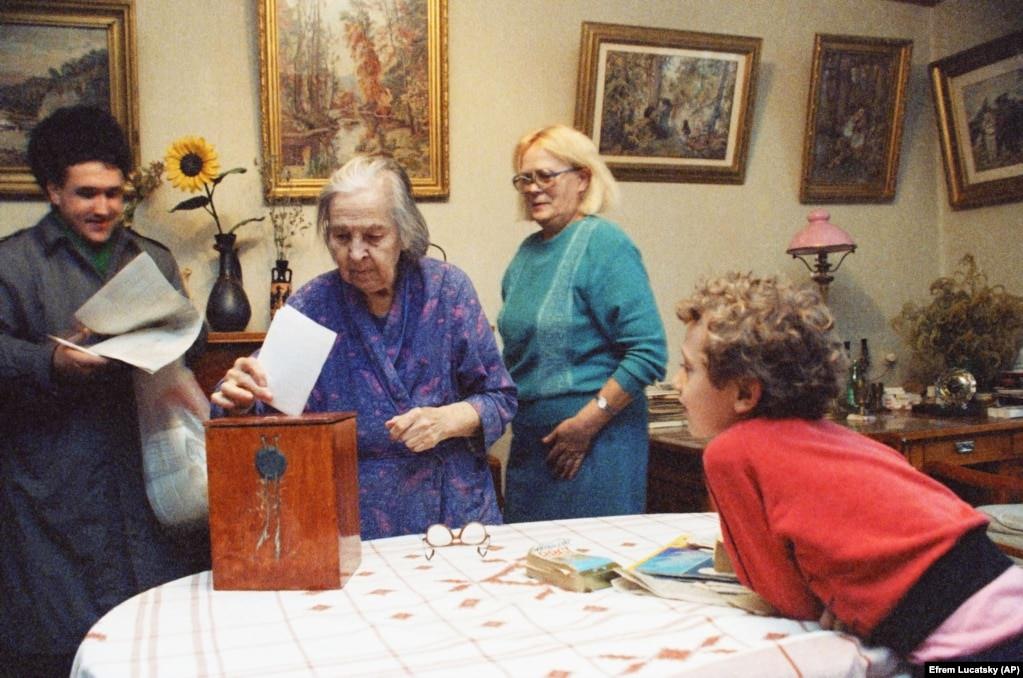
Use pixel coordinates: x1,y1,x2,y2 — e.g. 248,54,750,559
892,254,1023,391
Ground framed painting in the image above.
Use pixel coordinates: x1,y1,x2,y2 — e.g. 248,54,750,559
258,0,448,200
0,0,138,199
799,34,912,204
930,29,1023,210
575,22,761,184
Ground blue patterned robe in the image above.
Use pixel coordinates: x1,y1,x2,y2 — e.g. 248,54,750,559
229,257,516,539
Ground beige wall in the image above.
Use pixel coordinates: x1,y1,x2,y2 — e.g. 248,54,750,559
2,0,1021,386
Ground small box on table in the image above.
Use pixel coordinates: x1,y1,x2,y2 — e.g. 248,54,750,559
205,412,361,590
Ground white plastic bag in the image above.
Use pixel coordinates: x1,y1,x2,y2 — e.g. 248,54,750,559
134,360,210,528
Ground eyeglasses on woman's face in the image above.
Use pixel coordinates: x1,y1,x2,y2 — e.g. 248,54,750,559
422,521,490,560
511,167,580,193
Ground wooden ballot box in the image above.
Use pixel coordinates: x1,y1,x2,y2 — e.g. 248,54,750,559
205,413,361,590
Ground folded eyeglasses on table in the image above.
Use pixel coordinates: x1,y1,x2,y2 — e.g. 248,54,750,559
422,521,490,560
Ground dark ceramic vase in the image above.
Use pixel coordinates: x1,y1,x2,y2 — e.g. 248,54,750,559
270,258,293,319
206,233,251,331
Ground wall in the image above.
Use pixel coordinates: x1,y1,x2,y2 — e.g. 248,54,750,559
2,0,1021,387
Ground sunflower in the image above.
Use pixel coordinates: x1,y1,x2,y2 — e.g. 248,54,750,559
164,136,220,193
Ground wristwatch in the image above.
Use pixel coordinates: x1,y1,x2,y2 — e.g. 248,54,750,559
595,395,616,415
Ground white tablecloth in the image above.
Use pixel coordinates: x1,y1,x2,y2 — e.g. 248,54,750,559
72,513,905,677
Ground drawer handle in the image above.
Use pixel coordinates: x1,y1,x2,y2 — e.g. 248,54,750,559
954,440,975,455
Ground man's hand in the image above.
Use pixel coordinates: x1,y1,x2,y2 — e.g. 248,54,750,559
52,344,116,382
211,356,273,414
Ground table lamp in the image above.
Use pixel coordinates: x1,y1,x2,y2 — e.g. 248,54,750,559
786,209,857,302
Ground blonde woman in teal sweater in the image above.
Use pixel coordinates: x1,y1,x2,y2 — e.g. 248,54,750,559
498,125,666,522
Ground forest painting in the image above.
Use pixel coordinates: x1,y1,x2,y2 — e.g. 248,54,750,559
260,0,448,199
597,49,738,162
799,34,912,203
0,1,137,198
575,23,761,184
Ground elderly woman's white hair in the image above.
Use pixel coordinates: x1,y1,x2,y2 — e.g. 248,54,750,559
317,154,430,258
512,124,619,221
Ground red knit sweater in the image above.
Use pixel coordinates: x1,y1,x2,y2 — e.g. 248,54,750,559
704,418,990,638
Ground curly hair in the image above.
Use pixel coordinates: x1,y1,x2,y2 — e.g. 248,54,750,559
676,272,848,420
27,105,132,190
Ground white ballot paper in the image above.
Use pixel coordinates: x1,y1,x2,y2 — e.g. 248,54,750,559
257,305,337,416
50,253,202,374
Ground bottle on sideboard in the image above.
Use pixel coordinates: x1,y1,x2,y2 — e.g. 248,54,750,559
843,341,858,411
859,338,871,379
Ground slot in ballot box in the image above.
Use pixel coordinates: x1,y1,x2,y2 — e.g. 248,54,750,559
205,412,361,590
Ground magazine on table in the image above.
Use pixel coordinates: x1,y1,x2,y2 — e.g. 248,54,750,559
613,535,775,615
631,536,738,583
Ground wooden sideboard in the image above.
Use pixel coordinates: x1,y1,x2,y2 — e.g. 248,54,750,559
647,414,1023,514
193,331,266,396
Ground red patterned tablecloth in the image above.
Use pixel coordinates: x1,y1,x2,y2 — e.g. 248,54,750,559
72,513,905,677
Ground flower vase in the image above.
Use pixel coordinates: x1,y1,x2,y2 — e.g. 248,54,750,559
206,233,251,332
270,258,293,319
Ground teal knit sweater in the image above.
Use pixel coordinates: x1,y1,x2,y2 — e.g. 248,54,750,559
498,215,666,425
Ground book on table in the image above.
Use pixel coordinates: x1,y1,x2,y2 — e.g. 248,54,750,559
525,539,619,592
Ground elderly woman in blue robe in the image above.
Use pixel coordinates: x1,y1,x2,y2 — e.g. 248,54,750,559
212,155,516,539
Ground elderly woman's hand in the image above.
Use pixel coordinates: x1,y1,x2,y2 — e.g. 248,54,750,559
210,356,273,414
386,402,481,453
542,415,602,480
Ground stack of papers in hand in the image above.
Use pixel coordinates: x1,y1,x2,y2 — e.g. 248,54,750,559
613,536,774,615
525,539,619,592
49,253,202,374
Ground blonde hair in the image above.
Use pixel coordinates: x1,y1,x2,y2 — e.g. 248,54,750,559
512,124,619,221
676,272,848,420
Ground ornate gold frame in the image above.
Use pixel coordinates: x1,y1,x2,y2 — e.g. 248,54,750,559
799,34,912,204
574,22,761,184
0,0,138,199
258,0,448,201
930,29,1023,210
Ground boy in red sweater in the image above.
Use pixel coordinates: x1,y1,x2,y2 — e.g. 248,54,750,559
674,272,1022,667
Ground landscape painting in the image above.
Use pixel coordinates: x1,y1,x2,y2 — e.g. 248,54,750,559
0,25,109,161
575,22,761,184
597,48,740,162
259,0,448,199
0,1,137,199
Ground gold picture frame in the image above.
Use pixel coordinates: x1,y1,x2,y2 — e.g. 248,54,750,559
930,29,1023,211
574,21,761,184
799,34,912,204
0,0,138,199
258,0,449,201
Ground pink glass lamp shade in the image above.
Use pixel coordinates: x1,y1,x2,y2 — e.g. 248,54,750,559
786,210,857,300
